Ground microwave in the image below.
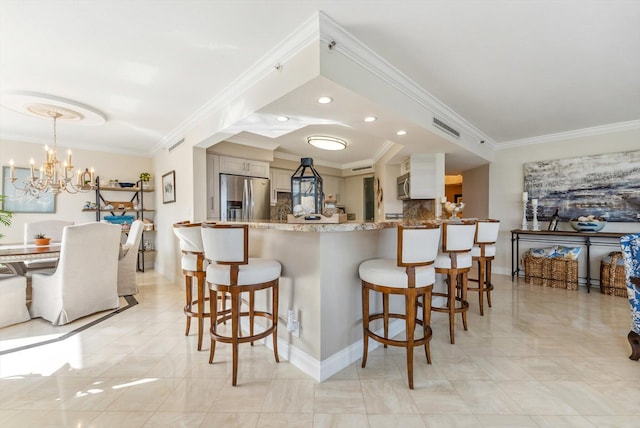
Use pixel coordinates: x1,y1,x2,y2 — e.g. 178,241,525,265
397,173,410,200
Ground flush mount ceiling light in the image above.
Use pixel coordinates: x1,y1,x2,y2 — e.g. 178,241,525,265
317,96,333,104
396,130,407,136
307,136,347,151
364,116,377,122
276,116,289,122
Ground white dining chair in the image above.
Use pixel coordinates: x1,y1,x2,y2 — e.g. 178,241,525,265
117,220,144,296
30,222,121,325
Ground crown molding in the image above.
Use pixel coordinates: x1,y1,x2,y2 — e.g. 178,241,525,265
495,120,640,149
153,12,323,154
317,12,495,148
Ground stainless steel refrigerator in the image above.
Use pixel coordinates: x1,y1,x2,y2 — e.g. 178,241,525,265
220,174,270,221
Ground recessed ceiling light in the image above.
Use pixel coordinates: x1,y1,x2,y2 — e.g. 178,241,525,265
396,130,407,136
307,136,347,151
317,96,333,104
364,116,377,122
276,116,289,122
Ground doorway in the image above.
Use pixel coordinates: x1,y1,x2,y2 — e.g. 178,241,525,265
363,177,374,221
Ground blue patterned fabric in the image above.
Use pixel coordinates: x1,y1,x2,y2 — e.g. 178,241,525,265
529,246,582,260
620,234,640,335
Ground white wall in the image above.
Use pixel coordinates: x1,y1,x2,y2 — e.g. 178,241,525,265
0,139,152,243
490,127,640,277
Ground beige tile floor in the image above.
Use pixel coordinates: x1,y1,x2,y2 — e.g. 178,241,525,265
0,271,638,427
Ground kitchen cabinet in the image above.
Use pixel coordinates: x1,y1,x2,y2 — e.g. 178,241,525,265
403,153,444,199
270,168,293,205
323,176,346,205
219,155,269,178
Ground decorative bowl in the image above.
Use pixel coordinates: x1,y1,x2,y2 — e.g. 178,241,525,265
118,182,135,188
569,220,606,233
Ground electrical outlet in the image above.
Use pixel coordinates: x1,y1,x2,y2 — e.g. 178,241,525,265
287,309,300,337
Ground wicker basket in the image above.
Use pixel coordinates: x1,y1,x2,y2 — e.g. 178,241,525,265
523,253,578,290
599,251,627,297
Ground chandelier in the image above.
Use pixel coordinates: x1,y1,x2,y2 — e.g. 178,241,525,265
9,110,94,197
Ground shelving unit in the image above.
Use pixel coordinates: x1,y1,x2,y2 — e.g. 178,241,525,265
84,177,155,271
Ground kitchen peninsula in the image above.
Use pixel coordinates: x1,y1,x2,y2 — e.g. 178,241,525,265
237,220,400,381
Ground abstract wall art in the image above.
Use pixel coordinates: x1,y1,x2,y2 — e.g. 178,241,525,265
523,150,640,222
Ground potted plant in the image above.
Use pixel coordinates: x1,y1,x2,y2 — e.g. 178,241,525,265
140,172,151,189
0,195,12,240
34,233,51,246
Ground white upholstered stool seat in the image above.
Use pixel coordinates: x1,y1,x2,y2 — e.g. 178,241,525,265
206,258,281,286
470,244,496,258
431,220,476,344
359,259,436,288
0,274,30,328
202,223,280,386
468,219,500,316
360,223,440,389
435,252,473,270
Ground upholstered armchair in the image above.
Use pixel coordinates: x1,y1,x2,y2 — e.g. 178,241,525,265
30,222,121,325
117,220,144,296
620,233,640,361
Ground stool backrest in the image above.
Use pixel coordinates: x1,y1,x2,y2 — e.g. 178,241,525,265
172,221,204,253
441,220,476,253
201,223,248,265
398,224,440,267
475,219,500,245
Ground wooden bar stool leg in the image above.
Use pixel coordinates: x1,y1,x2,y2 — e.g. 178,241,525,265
272,281,280,363
185,275,193,336
249,290,255,346
477,258,486,316
405,289,416,389
447,271,456,344
422,290,432,364
197,273,205,351
209,289,218,364
361,283,370,368
231,288,240,386
486,259,493,308
383,292,389,347
461,271,468,331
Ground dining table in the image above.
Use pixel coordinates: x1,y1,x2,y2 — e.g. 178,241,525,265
0,243,61,275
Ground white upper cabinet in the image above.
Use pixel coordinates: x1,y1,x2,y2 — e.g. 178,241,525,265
219,155,269,178
271,169,293,192
407,153,445,199
270,168,293,205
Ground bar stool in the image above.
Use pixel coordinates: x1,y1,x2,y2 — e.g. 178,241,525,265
173,221,216,351
431,220,476,344
359,223,441,389
468,219,500,316
201,223,280,386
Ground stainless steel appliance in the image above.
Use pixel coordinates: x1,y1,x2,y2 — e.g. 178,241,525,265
220,174,270,221
397,173,410,200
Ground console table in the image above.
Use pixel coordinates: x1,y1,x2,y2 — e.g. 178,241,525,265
511,229,628,292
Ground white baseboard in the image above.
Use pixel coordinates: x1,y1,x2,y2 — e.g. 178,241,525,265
241,317,405,381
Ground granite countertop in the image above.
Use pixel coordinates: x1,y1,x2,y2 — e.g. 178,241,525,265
223,220,399,232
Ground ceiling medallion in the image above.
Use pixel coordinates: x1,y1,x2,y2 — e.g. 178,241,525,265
307,136,347,151
0,91,106,125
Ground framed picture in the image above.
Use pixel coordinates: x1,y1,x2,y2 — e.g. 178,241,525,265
1,166,56,213
162,170,176,204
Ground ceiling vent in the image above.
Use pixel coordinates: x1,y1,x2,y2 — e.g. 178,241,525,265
351,165,374,173
168,137,185,152
433,117,460,138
